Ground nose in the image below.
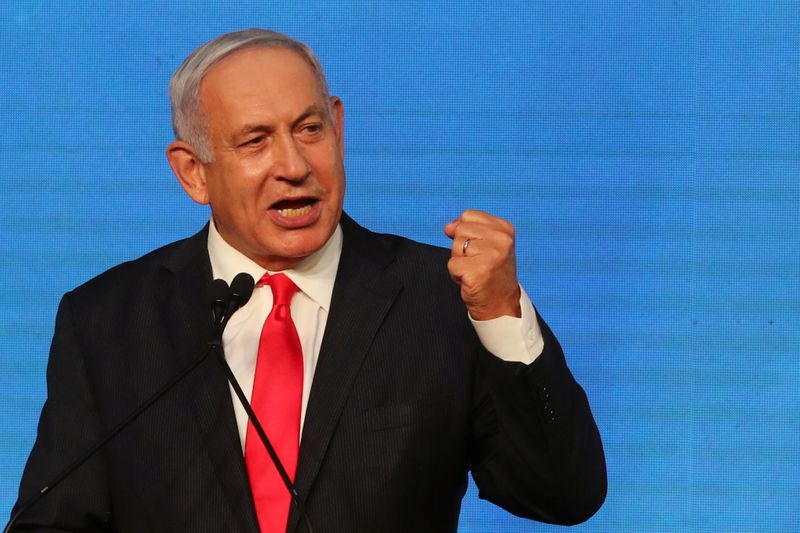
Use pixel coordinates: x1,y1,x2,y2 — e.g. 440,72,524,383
271,132,311,182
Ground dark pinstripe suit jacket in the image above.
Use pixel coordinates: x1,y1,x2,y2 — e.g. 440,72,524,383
14,214,606,532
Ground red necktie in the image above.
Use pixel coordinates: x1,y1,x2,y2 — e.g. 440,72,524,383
246,273,303,533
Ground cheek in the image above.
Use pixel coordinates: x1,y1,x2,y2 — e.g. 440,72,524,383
212,165,262,202
310,143,344,178
321,165,346,197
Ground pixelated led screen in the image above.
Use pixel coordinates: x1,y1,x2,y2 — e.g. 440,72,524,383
1,2,798,531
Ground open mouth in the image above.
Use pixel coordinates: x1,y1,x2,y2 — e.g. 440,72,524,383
270,197,319,218
267,197,323,228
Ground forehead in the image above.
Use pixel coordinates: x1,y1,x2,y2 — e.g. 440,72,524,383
199,46,325,125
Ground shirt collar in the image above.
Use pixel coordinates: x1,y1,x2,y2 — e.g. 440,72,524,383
207,219,342,312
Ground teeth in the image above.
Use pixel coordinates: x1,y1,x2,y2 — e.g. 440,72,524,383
277,204,312,218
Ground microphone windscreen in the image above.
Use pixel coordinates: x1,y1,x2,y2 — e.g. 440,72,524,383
229,273,255,307
210,278,230,303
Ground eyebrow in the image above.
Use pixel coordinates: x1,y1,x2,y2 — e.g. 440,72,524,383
236,105,325,138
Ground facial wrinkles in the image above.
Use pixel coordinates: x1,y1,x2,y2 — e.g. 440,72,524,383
192,47,344,271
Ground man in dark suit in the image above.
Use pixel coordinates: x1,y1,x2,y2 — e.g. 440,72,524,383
12,29,606,532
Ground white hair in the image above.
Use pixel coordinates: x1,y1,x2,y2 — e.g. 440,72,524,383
169,29,331,162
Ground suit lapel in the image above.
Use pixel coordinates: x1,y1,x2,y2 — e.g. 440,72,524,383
157,218,400,532
157,228,259,533
289,215,402,531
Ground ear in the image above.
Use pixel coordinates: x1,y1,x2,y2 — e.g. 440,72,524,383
330,96,345,159
166,140,209,205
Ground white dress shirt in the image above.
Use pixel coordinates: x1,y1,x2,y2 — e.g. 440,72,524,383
207,220,544,450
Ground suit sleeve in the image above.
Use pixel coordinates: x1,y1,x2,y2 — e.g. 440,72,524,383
468,311,607,525
11,293,113,532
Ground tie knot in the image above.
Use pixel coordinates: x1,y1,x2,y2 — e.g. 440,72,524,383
258,272,298,307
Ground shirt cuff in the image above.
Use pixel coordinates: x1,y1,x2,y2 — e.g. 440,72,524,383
468,286,544,364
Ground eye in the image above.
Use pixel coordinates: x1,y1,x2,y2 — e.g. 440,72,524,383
240,135,265,147
299,122,324,137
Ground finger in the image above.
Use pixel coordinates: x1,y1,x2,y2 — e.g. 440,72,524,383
448,220,472,256
449,221,488,239
458,209,496,224
446,256,472,285
445,210,493,237
447,256,488,294
450,236,464,257
454,219,514,246
447,223,494,257
446,210,509,238
446,210,492,235
460,210,515,235
443,218,461,238
451,235,484,258
450,222,511,259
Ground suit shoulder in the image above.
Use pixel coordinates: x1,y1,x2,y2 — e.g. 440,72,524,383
341,215,452,284
67,230,207,302
376,230,450,264
362,231,458,299
355,223,448,265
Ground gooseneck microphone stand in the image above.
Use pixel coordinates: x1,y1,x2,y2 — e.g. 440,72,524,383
6,273,312,533
3,342,218,533
212,275,314,533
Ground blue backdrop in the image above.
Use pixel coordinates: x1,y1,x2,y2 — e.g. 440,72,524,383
1,2,798,531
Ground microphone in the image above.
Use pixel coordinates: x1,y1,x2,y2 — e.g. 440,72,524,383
228,272,255,313
211,278,230,325
211,272,314,533
210,273,254,346
181,271,316,531
4,276,253,533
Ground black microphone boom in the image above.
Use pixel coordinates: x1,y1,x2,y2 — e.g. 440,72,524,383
6,348,218,532
212,271,314,532
5,274,253,533
6,272,314,532
215,352,315,533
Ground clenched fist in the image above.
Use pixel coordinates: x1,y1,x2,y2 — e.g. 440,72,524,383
444,210,521,321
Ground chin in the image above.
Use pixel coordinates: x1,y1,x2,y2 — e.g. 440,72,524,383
258,217,338,267
274,234,328,261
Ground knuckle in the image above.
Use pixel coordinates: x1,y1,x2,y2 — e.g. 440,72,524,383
498,232,514,249
494,216,513,233
462,209,482,221
488,249,504,265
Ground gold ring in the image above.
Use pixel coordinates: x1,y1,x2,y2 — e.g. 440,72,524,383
462,238,470,255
